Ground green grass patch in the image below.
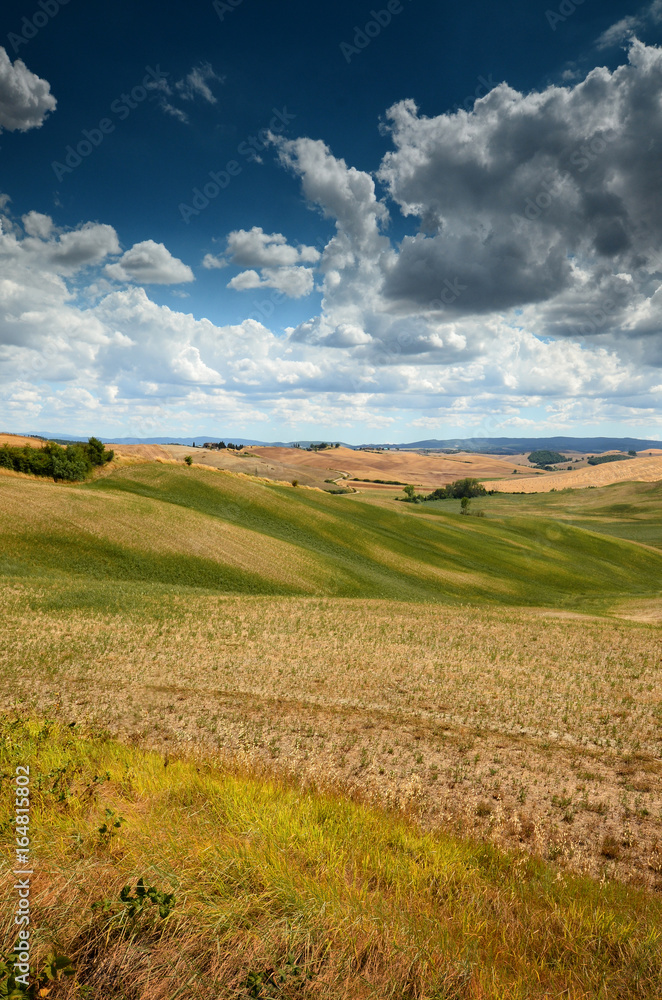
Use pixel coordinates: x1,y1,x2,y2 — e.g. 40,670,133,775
460,480,662,550
0,531,301,596
0,463,659,611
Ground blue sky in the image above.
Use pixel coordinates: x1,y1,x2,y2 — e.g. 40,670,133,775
2,0,662,442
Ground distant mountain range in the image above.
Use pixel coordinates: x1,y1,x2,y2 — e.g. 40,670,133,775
360,436,662,454
26,433,292,447
21,433,662,453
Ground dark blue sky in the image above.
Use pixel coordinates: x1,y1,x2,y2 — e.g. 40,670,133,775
1,0,660,440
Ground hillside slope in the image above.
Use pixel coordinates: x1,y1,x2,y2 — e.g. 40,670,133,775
486,454,662,492
1,461,661,610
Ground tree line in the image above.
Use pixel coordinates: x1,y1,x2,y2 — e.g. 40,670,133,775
399,478,490,503
0,437,113,481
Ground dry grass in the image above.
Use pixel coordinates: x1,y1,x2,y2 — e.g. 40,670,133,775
249,445,530,489
1,716,662,1000
2,456,662,995
2,585,661,891
110,443,535,491
0,432,50,448
486,454,662,492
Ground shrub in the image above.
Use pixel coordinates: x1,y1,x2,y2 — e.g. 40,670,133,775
405,478,488,504
528,450,568,466
0,438,112,482
587,454,633,466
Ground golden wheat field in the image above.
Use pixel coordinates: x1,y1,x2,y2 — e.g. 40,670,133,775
108,442,535,491
487,454,662,492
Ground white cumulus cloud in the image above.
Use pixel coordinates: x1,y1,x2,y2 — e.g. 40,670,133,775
105,240,194,285
218,227,320,298
0,47,56,132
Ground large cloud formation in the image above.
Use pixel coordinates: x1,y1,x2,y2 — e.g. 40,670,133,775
3,38,662,437
271,40,662,375
376,40,662,357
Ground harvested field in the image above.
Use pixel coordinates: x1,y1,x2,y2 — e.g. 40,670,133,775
486,454,662,492
2,589,661,891
0,432,46,447
1,461,661,914
250,445,530,489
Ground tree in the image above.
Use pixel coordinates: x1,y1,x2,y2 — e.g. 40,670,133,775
184,456,193,466
291,479,299,487
425,486,450,500
51,444,91,481
628,449,637,457
0,437,112,481
403,484,417,501
528,450,568,466
87,437,107,465
449,477,486,498
460,497,471,514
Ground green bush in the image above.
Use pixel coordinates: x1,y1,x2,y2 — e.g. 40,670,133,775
418,478,488,501
0,438,113,482
587,454,633,466
528,450,568,466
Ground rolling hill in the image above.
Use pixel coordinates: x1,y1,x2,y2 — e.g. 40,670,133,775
1,460,661,612
486,453,662,492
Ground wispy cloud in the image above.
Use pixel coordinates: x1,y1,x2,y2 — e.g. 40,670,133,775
148,62,224,124
596,1,662,49
160,102,189,124
175,63,224,104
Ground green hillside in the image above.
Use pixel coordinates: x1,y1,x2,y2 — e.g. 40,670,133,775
1,462,661,611
449,480,662,549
